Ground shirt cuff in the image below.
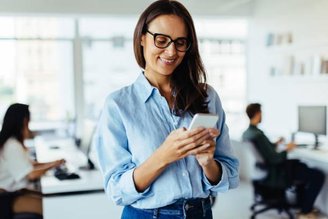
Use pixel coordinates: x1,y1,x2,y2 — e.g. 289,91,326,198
110,168,153,205
202,160,229,192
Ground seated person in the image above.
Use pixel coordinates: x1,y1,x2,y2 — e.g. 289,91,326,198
0,103,65,217
242,103,325,219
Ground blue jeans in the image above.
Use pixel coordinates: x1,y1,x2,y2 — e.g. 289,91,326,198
121,197,213,219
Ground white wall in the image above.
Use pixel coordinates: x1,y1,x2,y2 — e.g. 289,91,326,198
247,0,328,137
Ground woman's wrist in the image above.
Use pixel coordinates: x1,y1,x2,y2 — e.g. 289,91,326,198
200,158,216,169
201,159,222,185
153,147,170,169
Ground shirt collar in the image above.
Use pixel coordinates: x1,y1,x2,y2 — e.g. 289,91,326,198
135,72,156,103
249,124,258,129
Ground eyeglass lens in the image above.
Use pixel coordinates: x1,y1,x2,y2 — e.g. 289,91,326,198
152,34,189,52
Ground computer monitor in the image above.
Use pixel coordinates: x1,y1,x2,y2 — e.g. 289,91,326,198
298,105,327,148
76,119,96,170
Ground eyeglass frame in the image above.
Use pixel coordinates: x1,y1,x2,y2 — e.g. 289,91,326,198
146,30,191,52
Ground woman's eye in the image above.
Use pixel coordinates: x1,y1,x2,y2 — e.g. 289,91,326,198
176,39,187,46
156,37,169,45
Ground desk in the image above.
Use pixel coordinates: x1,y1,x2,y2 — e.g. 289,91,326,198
289,145,328,215
34,137,123,219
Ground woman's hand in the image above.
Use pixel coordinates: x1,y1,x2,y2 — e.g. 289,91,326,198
28,159,66,181
156,127,211,166
134,127,212,192
195,128,220,167
194,128,222,185
52,159,66,168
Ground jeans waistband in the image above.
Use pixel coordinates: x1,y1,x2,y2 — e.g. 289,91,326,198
132,197,212,217
168,197,211,209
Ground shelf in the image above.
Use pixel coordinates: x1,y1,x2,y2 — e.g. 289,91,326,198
270,74,328,82
266,40,328,51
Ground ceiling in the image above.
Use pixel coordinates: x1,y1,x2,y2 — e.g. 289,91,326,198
0,0,254,16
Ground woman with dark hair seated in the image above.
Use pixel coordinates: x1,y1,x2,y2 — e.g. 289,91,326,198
0,103,65,217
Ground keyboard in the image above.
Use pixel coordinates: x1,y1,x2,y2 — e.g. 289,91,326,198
54,166,80,180
296,143,308,147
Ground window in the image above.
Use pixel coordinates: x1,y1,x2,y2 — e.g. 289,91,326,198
196,18,248,134
0,16,247,136
0,17,75,130
79,17,140,120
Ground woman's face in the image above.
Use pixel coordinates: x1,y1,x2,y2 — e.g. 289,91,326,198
141,14,188,78
22,118,30,139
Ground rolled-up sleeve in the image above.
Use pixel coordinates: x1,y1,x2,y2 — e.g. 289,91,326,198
94,96,153,206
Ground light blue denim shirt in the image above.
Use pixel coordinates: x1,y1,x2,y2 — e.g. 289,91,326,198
94,73,239,209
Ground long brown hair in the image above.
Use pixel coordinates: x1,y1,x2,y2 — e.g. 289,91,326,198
133,0,209,116
0,103,30,151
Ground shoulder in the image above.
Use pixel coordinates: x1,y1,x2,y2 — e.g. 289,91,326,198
101,83,142,119
2,138,24,155
205,84,218,97
242,127,262,141
109,85,134,101
105,84,136,107
205,84,221,104
3,137,22,148
203,84,223,113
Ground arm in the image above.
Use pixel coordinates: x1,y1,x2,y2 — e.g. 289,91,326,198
27,159,65,180
133,127,212,192
27,168,48,181
194,129,221,185
95,97,214,205
274,137,285,146
253,134,287,165
196,85,239,190
32,160,64,168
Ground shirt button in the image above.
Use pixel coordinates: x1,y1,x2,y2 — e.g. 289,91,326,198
182,172,187,177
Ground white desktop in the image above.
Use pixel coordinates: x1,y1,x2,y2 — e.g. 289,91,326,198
34,137,123,219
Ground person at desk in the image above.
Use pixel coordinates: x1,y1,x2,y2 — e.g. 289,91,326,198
94,1,239,218
0,103,65,217
242,103,325,219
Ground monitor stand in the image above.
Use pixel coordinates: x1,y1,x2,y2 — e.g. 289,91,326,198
313,134,320,150
79,158,96,170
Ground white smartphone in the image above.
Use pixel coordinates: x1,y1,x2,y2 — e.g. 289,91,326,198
188,113,219,130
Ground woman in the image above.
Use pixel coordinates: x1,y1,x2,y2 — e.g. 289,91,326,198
95,1,239,218
0,103,65,216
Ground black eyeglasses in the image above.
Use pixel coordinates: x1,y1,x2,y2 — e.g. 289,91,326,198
146,30,191,52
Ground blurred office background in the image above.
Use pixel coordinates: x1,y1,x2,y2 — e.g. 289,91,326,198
0,0,328,218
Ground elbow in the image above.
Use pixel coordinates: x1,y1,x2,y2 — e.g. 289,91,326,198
229,176,240,189
27,172,39,181
27,169,45,181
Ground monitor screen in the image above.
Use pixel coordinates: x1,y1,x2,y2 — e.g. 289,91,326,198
298,106,327,136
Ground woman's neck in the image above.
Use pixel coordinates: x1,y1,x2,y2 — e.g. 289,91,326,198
144,71,171,94
144,71,173,107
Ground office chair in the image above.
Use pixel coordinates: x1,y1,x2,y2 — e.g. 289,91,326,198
245,141,297,219
0,190,43,219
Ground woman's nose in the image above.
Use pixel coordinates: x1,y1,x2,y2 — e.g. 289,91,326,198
164,42,177,56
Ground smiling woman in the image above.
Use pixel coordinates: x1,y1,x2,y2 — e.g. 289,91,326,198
94,1,239,219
